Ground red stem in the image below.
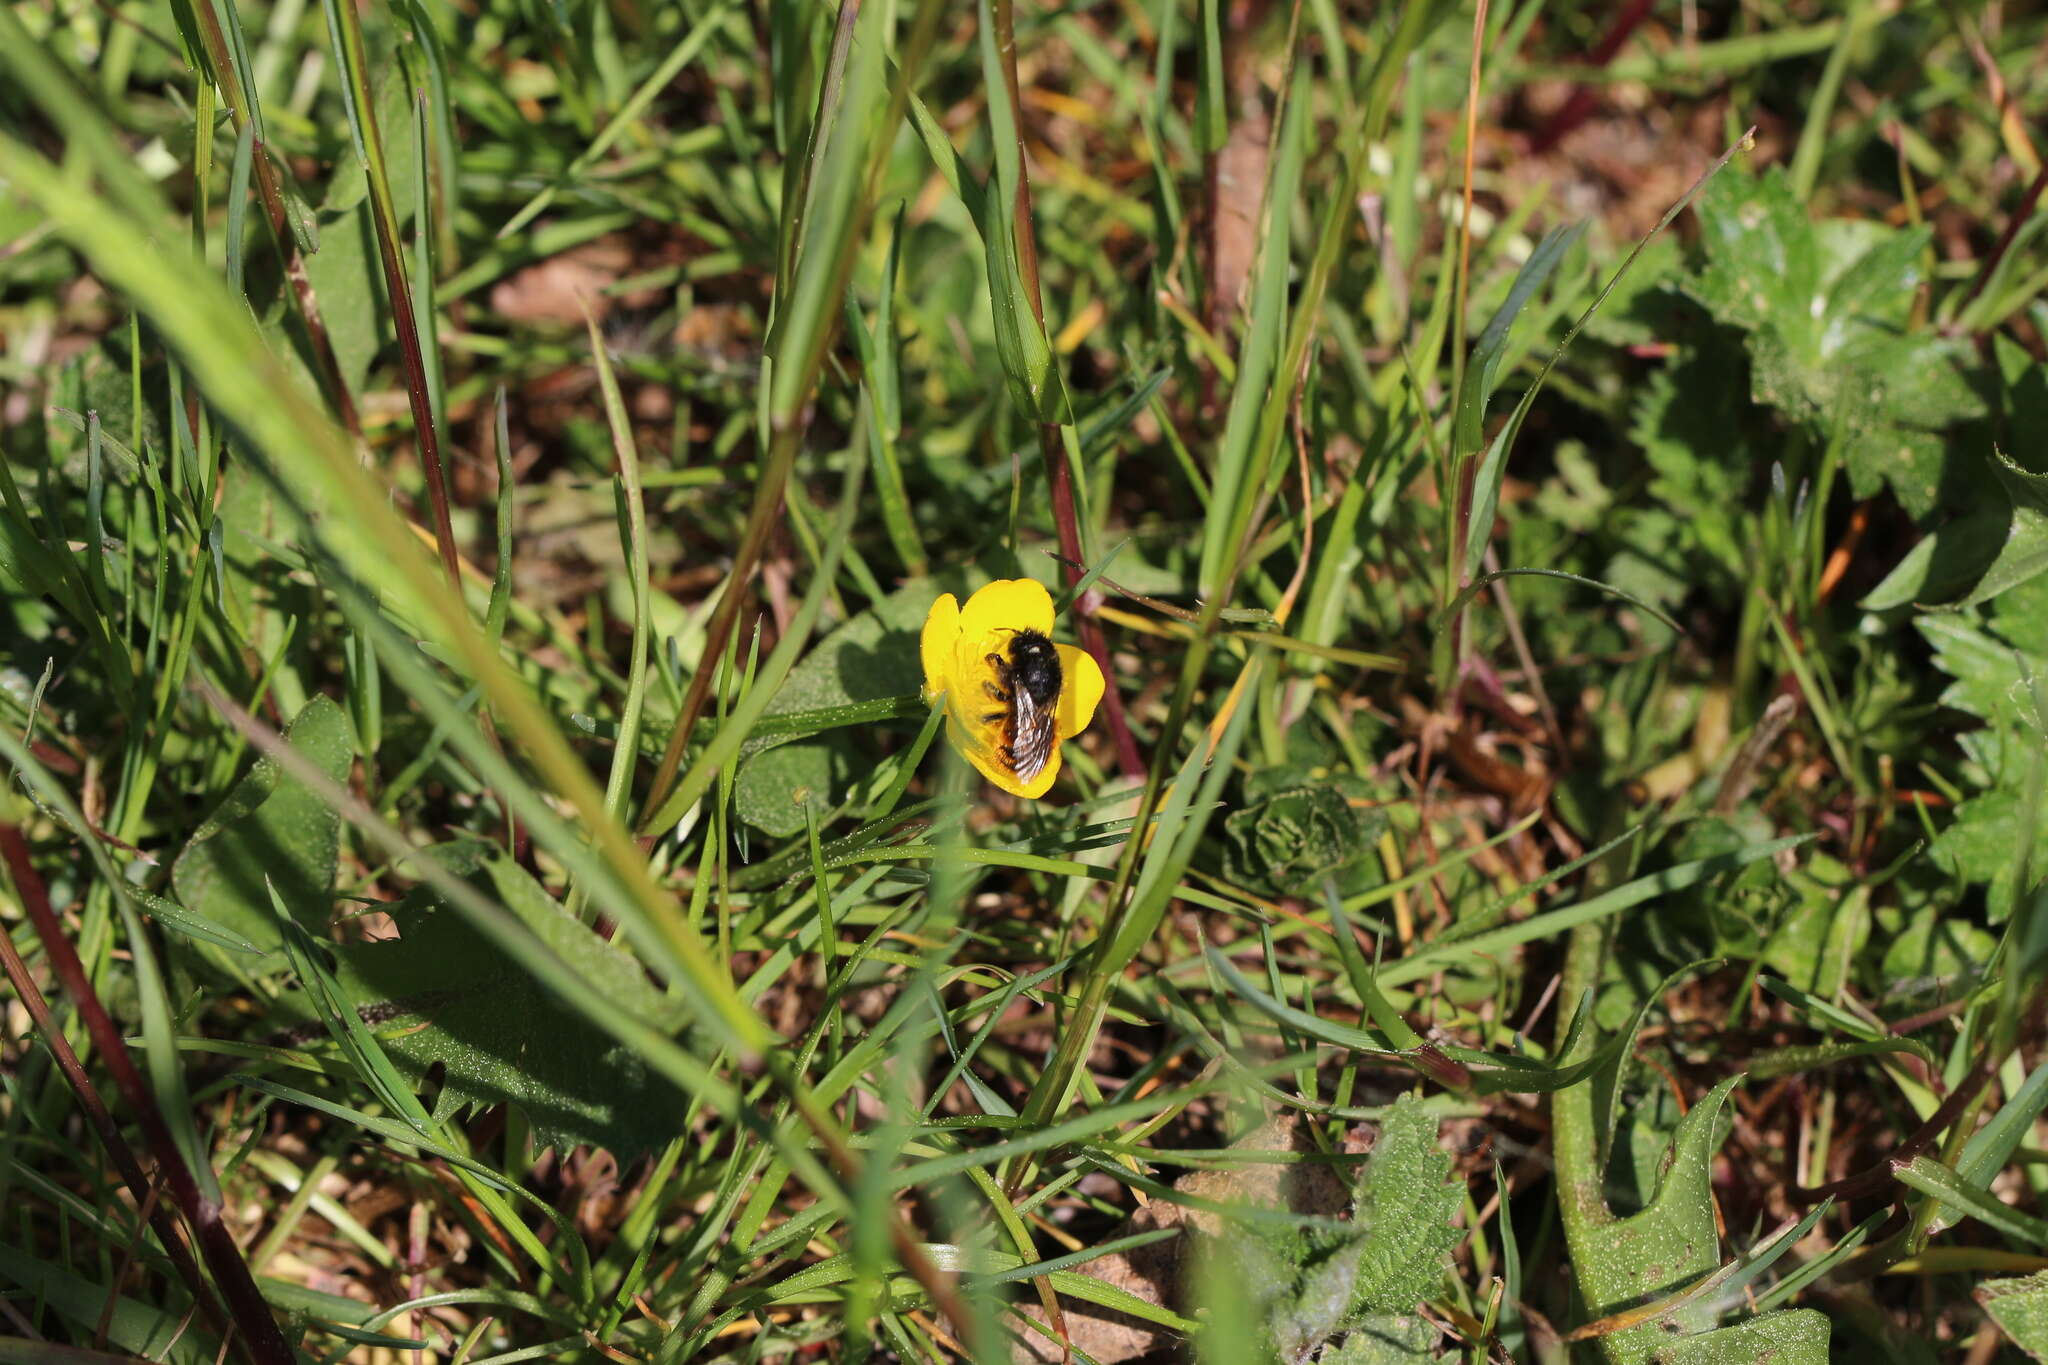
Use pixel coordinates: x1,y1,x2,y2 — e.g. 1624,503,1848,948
1957,156,2048,320
991,2,1144,781
186,0,361,437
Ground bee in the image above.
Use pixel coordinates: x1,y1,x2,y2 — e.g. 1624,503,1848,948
980,628,1064,783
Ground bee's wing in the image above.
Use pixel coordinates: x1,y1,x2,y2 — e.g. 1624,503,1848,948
1007,687,1058,782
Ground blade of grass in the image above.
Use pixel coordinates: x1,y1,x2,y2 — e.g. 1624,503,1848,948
640,0,948,831
318,0,459,588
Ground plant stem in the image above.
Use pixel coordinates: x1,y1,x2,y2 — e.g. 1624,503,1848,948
989,0,1145,781
326,0,461,591
641,0,950,831
187,0,361,437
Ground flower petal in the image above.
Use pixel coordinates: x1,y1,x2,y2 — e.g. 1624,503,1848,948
921,593,961,700
948,714,1061,797
1053,643,1104,740
1010,747,1062,799
957,578,1054,644
930,578,1080,801
948,686,1010,760
951,580,1057,721
954,719,1063,797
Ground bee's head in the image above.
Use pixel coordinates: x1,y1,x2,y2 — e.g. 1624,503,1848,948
1006,628,1056,662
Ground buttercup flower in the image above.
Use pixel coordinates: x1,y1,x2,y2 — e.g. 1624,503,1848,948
920,579,1105,799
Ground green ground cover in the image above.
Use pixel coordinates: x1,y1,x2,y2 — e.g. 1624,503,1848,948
6,0,2048,1358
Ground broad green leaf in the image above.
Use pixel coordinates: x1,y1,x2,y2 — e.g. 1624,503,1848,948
1862,506,2007,610
1980,1271,2048,1359
170,694,351,950
1880,902,1999,987
735,736,855,837
1190,1099,1461,1362
1320,1316,1442,1364
1956,451,2048,607
1593,961,1719,1179
0,1244,215,1364
1918,585,2048,728
753,573,957,720
326,842,696,1155
1652,1310,1830,1365
1271,1233,1372,1364
1929,788,2048,923
1574,1078,1737,1362
727,573,953,834
296,201,390,397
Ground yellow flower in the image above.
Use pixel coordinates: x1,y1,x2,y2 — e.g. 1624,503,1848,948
920,579,1105,799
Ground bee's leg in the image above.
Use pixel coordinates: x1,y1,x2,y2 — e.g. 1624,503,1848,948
983,680,1010,702
980,711,1006,725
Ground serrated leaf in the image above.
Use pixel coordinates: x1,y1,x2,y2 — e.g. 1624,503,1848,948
1349,1095,1462,1315
1684,167,1982,517
1689,170,1819,334
1980,1270,2048,1358
1918,604,2048,728
327,842,694,1156
1995,570,2048,657
1930,789,2047,923
1957,451,2048,606
171,694,351,950
1652,1310,1830,1365
1274,1235,1372,1364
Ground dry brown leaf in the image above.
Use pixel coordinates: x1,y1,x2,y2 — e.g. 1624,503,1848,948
489,237,634,326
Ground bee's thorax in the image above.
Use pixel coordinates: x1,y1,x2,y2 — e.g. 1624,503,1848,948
1005,630,1063,707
